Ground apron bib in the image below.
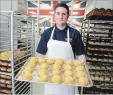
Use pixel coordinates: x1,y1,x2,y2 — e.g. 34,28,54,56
45,27,77,95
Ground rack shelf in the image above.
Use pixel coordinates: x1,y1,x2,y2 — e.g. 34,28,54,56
0,11,34,94
82,16,113,94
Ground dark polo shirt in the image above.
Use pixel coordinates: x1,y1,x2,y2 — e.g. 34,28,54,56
37,25,84,57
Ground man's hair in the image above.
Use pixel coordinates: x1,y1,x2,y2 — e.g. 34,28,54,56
54,3,69,15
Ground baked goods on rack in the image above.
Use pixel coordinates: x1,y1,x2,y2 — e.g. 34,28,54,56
0,50,27,61
86,8,113,18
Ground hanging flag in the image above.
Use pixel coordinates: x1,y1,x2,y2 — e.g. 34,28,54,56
27,0,87,30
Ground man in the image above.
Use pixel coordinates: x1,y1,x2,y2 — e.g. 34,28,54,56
37,3,85,95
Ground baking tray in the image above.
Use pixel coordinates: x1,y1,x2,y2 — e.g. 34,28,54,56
15,57,93,87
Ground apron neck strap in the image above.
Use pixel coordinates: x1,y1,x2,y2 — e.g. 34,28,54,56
50,27,70,42
50,27,55,40
67,28,69,43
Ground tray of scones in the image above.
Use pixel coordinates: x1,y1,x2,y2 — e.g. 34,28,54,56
15,57,93,87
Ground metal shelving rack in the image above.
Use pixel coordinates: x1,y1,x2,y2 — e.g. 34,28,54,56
81,16,113,94
0,11,34,94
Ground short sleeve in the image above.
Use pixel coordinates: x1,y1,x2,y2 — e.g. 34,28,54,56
36,32,48,55
72,30,85,56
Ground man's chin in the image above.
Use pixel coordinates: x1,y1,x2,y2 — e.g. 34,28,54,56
56,22,65,25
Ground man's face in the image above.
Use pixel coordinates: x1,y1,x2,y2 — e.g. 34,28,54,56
54,7,69,25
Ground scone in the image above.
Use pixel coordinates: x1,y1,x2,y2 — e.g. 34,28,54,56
40,63,49,69
38,69,48,76
64,70,73,77
64,76,75,85
22,71,32,80
64,64,72,70
75,65,85,71
27,61,37,68
76,71,86,78
46,59,54,65
74,60,83,66
52,69,61,75
38,74,48,82
77,77,89,86
53,63,62,69
38,58,45,64
30,57,38,63
65,60,74,66
55,59,64,65
23,67,34,73
51,75,62,83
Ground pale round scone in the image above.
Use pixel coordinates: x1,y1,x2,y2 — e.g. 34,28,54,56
27,61,37,68
75,65,85,71
65,60,74,66
38,75,48,82
54,59,64,65
40,62,49,69
38,69,48,76
76,71,86,78
51,75,62,83
64,70,73,77
74,60,83,67
64,64,72,70
46,59,54,65
22,71,33,80
52,69,61,75
77,77,89,86
30,57,38,63
38,58,45,64
23,67,34,73
53,63,62,69
64,76,75,85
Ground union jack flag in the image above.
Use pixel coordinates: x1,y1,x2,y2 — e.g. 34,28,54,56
28,0,87,31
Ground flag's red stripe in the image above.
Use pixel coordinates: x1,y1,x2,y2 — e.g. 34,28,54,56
28,9,85,16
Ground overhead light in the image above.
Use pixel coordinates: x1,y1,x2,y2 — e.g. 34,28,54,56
73,12,78,15
29,11,37,14
49,11,54,14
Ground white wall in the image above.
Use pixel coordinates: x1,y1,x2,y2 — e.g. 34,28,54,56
0,0,27,12
0,0,18,11
85,0,113,17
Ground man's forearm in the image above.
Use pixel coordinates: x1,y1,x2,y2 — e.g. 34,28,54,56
76,54,86,62
36,52,45,58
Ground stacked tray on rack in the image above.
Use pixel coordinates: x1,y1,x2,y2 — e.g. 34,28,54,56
15,57,93,87
0,50,28,73
0,74,12,94
0,50,27,61
0,60,11,73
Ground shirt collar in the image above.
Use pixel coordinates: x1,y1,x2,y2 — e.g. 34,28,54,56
54,24,69,32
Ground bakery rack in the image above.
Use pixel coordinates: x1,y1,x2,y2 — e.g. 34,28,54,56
81,15,113,94
0,11,34,94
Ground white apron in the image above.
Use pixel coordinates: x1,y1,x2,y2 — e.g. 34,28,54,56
45,27,77,95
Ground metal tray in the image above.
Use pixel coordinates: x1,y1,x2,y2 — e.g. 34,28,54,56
15,57,93,87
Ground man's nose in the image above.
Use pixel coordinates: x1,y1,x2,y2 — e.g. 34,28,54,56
59,14,63,19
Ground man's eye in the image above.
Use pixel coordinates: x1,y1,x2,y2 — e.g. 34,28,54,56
57,13,60,15
63,13,66,15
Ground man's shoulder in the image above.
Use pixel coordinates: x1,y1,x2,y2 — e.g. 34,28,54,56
68,26,79,34
44,27,54,33
42,27,54,37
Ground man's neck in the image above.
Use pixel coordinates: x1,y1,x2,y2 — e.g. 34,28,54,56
56,24,66,30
